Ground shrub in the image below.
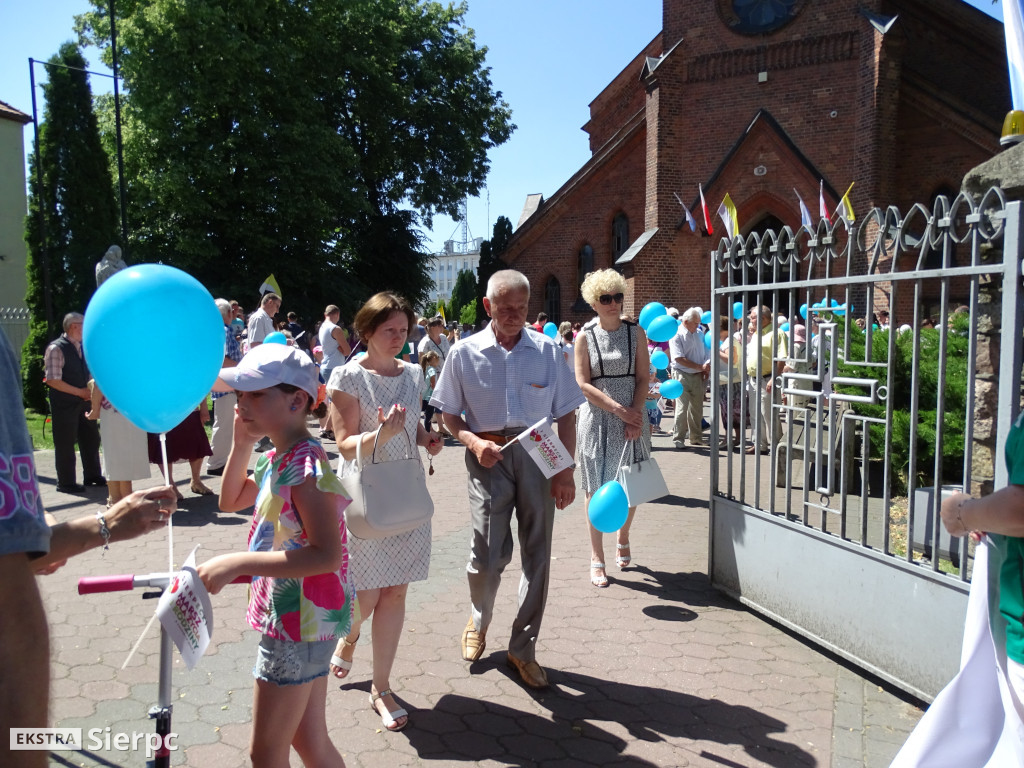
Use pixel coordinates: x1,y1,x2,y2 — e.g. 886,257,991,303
833,314,969,496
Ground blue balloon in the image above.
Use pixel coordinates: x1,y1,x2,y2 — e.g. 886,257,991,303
733,301,744,320
638,302,667,330
264,331,287,345
84,264,223,433
588,480,629,533
543,322,558,338
650,349,669,370
646,314,678,343
700,310,713,325
799,303,808,319
780,322,790,333
703,330,713,349
659,378,683,400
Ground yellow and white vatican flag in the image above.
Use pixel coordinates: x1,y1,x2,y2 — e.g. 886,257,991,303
259,274,282,297
890,535,1024,767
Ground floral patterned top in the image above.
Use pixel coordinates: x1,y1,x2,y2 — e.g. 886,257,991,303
245,437,354,642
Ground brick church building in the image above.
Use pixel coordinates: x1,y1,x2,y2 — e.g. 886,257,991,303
501,0,1008,324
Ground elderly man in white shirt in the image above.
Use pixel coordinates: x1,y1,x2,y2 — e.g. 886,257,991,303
669,307,710,449
430,270,584,690
247,292,280,347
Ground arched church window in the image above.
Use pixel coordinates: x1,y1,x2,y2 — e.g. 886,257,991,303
544,277,561,324
612,213,629,261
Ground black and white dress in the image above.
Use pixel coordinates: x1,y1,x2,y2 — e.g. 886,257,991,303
577,319,651,495
328,362,431,590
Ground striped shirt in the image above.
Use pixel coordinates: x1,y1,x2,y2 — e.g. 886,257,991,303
430,322,584,432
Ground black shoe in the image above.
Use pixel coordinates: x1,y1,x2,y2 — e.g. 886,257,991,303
254,436,273,453
56,483,85,493
206,465,225,477
84,477,107,487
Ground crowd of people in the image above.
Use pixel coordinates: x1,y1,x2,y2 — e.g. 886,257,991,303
8,263,1024,767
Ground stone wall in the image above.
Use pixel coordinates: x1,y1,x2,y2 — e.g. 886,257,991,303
961,141,1024,496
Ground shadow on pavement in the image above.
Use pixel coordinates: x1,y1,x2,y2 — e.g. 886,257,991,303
401,666,813,767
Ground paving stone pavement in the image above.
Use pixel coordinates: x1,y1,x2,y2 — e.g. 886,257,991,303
35,422,924,767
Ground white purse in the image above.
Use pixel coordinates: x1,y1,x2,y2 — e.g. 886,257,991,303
340,425,434,540
615,440,669,507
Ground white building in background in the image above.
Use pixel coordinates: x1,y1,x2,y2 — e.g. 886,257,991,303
428,236,482,307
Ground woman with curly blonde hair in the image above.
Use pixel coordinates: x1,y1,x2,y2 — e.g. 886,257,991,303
574,269,651,587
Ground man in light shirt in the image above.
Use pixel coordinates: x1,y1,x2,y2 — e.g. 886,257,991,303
745,305,787,454
247,292,281,347
431,270,584,690
669,307,710,449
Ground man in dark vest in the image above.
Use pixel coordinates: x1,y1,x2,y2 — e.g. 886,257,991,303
44,312,104,493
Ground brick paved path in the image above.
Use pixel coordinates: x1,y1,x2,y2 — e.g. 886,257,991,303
35,425,923,767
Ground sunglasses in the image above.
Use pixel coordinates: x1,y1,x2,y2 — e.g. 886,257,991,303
598,293,624,305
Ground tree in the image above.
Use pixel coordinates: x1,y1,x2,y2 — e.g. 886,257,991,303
76,0,514,317
475,215,513,319
449,268,476,321
22,43,119,411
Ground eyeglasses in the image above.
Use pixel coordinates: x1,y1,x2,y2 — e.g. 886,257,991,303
598,293,624,305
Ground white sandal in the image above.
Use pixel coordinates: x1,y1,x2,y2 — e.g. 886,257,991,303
616,542,632,569
590,562,609,588
329,634,359,679
369,688,408,731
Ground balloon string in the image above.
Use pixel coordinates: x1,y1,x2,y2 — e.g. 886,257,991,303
160,432,173,575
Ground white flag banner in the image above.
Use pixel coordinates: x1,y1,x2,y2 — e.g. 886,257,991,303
890,536,1024,767
1007,0,1024,111
510,416,573,479
156,546,214,670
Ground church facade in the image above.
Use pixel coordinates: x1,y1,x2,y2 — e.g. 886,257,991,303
502,0,1008,324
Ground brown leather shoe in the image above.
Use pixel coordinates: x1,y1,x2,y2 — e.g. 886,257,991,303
507,653,549,689
461,618,486,661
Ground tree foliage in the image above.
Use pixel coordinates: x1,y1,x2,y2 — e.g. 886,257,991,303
22,43,119,411
449,268,476,322
75,0,513,319
834,314,970,496
475,214,513,319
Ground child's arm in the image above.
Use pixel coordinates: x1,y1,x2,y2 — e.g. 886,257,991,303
219,409,260,512
198,475,343,593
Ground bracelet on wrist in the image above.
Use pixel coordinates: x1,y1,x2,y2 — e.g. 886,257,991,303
95,509,111,552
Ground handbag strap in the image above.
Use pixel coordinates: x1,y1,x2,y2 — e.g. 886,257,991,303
614,438,638,468
369,423,415,464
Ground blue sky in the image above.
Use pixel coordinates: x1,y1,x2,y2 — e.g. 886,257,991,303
0,0,1004,255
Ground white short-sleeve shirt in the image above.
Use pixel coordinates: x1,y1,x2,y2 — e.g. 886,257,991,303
430,323,584,433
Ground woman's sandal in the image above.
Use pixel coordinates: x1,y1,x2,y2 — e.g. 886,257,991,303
329,634,359,679
369,688,408,731
190,482,214,496
590,562,609,588
616,542,632,569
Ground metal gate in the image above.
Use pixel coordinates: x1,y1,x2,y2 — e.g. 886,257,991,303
707,189,1023,701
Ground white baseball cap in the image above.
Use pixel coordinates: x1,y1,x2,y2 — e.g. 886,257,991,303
214,343,319,400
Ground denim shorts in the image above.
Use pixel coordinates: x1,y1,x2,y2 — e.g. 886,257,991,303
252,634,336,686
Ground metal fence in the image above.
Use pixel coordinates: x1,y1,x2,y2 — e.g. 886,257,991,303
0,307,30,364
706,189,1022,701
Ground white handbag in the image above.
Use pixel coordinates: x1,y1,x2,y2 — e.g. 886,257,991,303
615,440,669,507
340,425,434,540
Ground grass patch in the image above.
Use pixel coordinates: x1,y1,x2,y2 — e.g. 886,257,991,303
25,409,53,451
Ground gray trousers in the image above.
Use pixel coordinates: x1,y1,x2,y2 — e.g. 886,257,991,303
465,442,555,662
207,393,236,471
